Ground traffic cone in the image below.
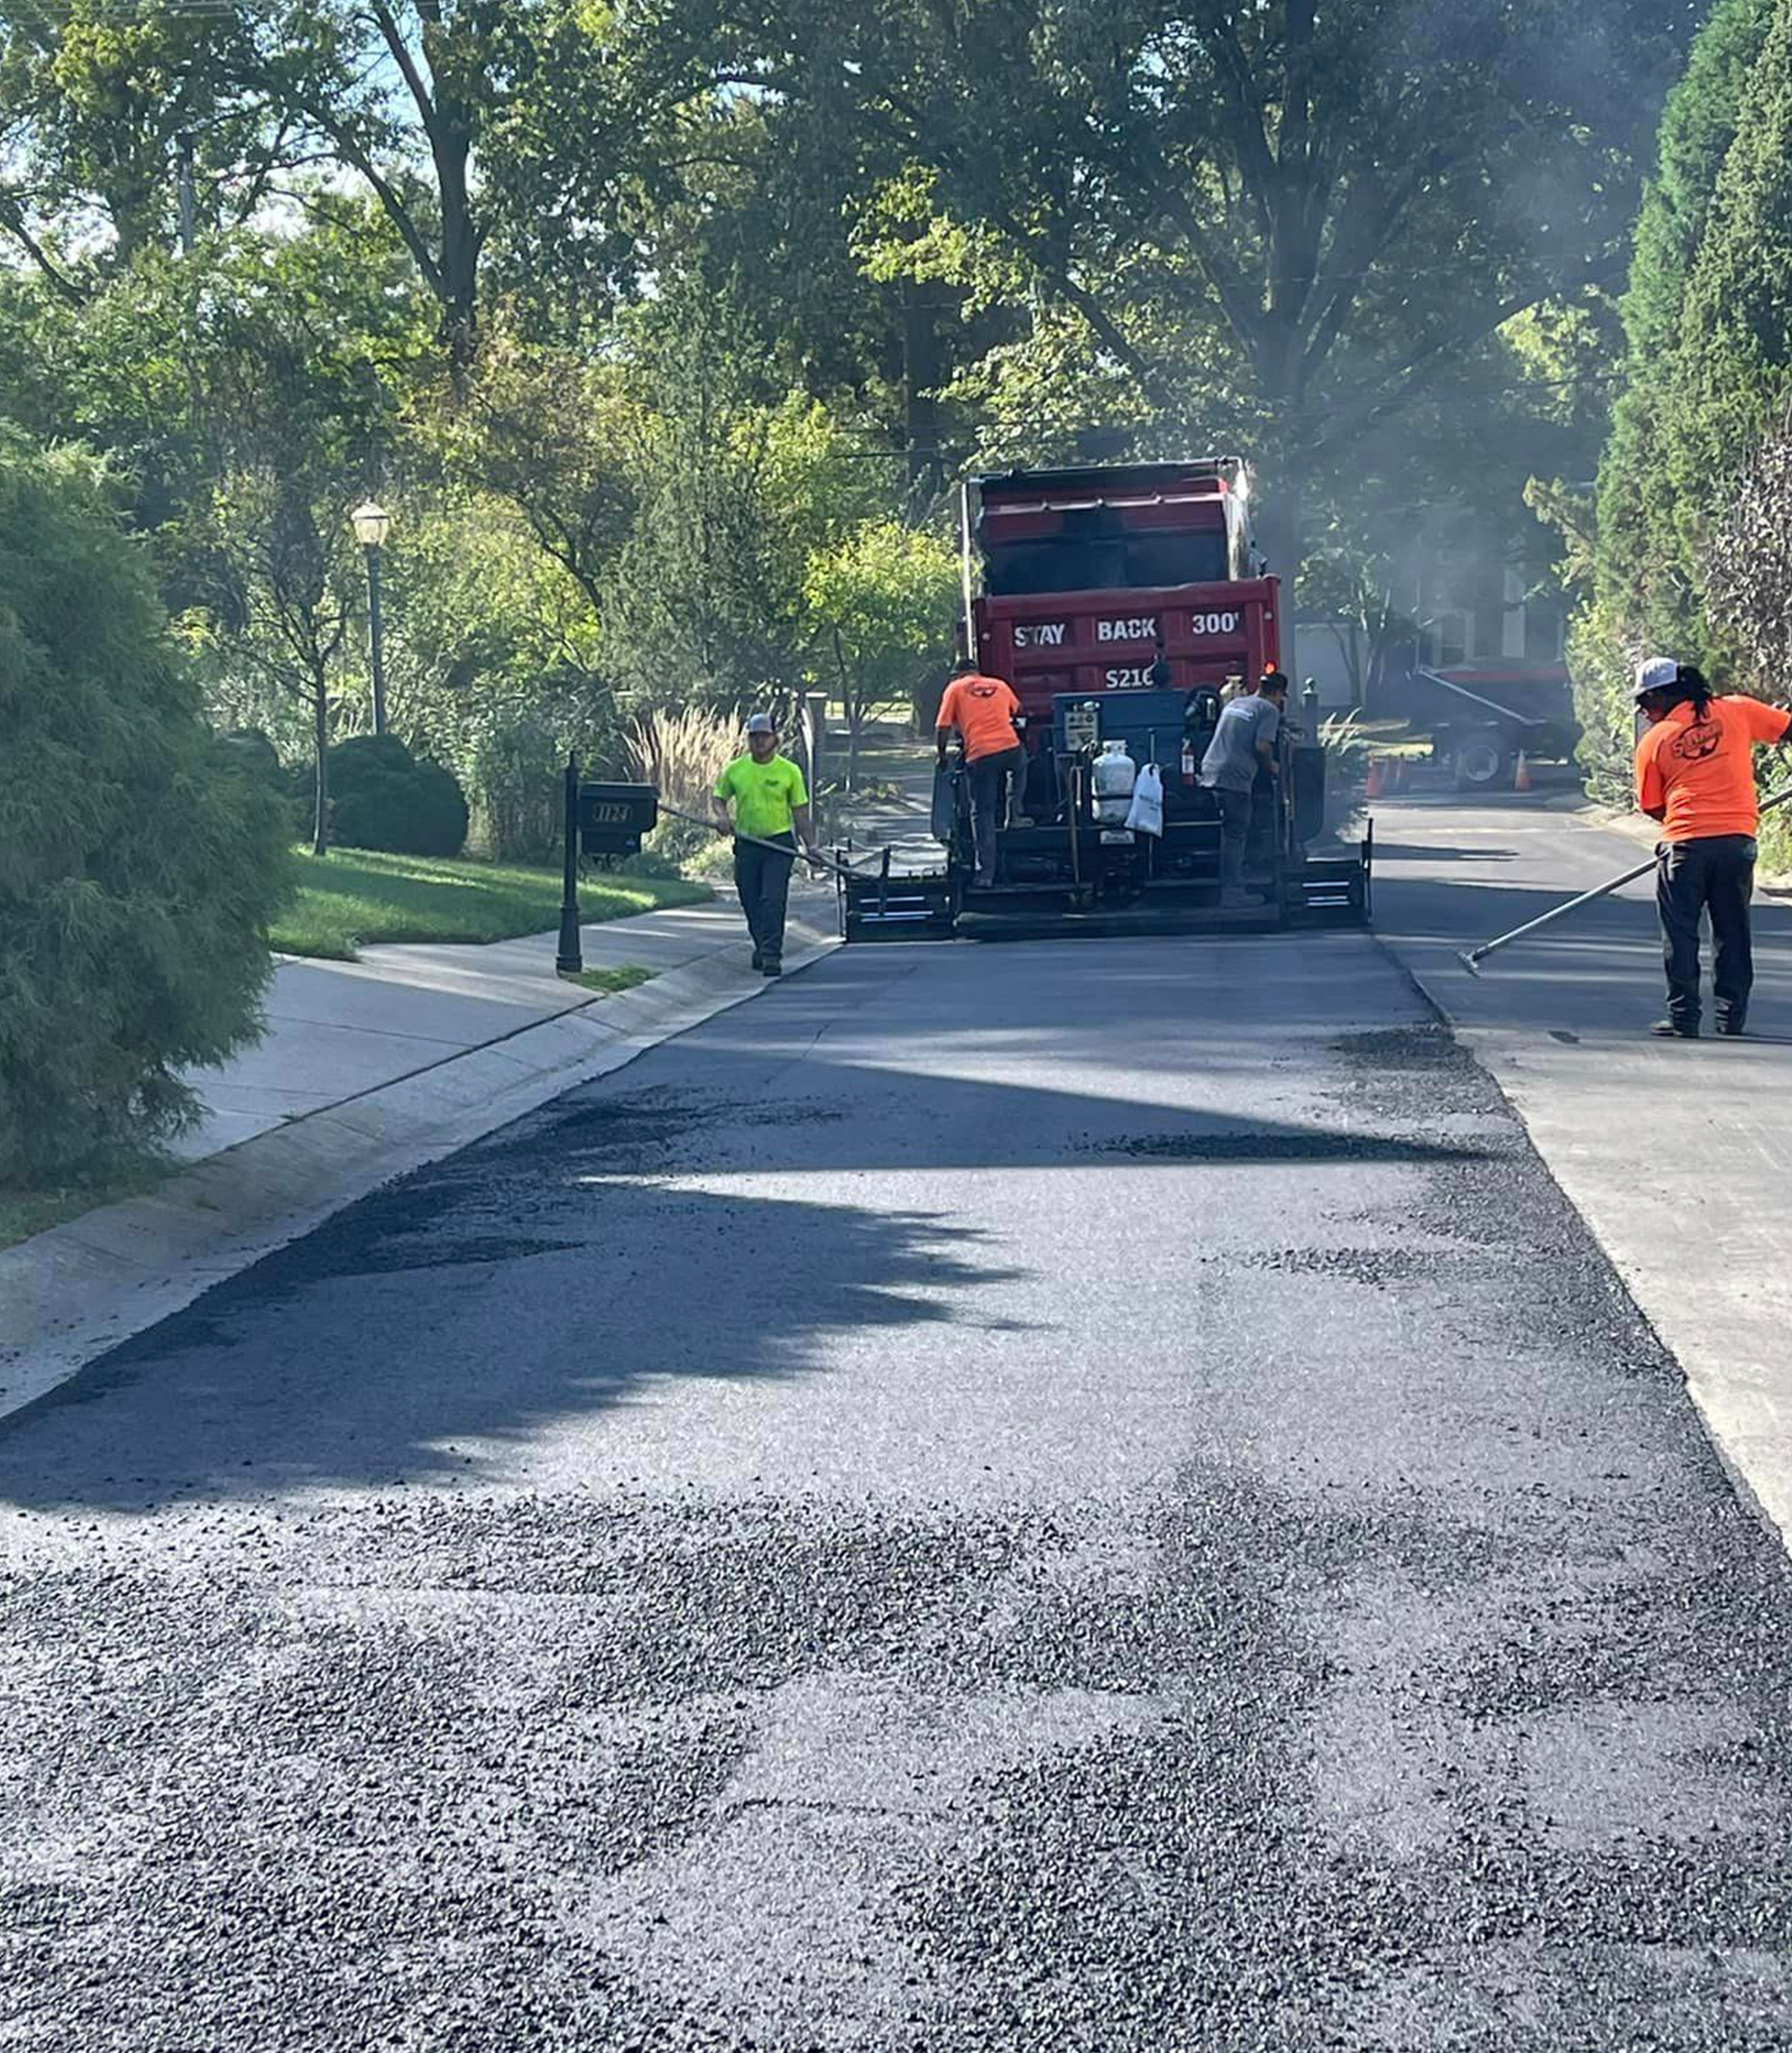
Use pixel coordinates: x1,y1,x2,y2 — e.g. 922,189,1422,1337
1365,756,1383,799
1514,749,1533,794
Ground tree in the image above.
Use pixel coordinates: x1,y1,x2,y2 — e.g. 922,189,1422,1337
7,0,504,367
261,0,489,371
1664,0,1792,540
382,490,616,859
198,472,358,855
699,0,1696,591
1590,0,1775,664
1570,0,1792,789
0,433,290,1179
596,294,889,714
160,218,422,849
1708,402,1792,691
443,328,640,620
803,520,960,783
0,0,276,289
1297,544,1410,713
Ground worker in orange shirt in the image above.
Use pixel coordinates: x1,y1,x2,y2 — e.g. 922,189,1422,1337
1634,656,1792,1038
936,659,1027,888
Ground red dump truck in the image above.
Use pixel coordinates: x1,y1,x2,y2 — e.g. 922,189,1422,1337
964,458,1283,725
838,459,1369,940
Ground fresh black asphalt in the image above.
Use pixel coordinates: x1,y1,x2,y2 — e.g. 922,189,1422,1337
4,930,1791,2049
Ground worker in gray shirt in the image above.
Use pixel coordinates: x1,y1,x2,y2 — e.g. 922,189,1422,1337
1199,669,1288,906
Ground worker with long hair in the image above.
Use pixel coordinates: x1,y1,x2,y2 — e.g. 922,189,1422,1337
1633,657,1792,1038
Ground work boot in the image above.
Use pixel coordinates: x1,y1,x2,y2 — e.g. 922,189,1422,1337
1717,1015,1748,1038
1650,1019,1700,1039
761,958,782,978
751,947,763,971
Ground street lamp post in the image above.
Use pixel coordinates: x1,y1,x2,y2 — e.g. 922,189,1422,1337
350,500,391,735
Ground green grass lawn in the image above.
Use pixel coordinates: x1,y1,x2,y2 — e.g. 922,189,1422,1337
274,849,711,961
566,964,656,997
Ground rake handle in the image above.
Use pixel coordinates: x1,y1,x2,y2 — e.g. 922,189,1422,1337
1461,781,1792,970
655,797,864,882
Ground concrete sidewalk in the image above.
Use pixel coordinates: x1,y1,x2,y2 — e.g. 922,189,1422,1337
834,747,940,873
1,884,837,1422
178,897,755,1160
1371,788,1792,1549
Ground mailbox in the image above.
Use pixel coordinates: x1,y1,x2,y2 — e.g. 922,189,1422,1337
577,781,658,858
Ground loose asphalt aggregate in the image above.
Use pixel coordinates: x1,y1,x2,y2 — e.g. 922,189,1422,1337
3,927,1791,2050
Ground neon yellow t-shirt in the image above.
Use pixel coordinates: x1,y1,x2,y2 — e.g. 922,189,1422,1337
715,752,808,839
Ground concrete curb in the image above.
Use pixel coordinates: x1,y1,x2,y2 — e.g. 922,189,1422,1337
0,910,838,1427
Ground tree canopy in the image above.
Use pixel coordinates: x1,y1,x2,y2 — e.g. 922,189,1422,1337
0,0,1714,831
1566,0,1792,792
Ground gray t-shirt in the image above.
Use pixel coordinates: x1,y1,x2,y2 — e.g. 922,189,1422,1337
1200,693,1281,793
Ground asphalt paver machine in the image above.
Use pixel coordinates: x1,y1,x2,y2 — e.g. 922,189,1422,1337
838,460,1371,941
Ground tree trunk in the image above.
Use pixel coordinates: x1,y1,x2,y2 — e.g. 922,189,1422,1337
311,679,330,856
902,277,945,511
1255,455,1306,674
438,142,480,389
372,0,482,388
1327,622,1365,711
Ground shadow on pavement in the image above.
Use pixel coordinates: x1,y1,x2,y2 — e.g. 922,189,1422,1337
0,1171,1024,1511
1366,820,1792,1068
1366,842,1519,864
1380,866,1792,1028
0,948,1467,1510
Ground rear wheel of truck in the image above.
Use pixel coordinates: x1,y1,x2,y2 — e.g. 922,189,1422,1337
1454,729,1511,791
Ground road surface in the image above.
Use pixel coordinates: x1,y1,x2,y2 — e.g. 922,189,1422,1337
1372,787,1792,1548
5,918,1792,2049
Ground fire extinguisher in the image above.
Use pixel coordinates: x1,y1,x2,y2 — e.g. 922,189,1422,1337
1181,735,1197,785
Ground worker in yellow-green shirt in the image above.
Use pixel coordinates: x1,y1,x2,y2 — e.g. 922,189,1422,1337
712,712,821,975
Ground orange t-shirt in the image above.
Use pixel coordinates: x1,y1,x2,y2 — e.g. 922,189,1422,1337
1635,695,1792,842
937,673,1022,761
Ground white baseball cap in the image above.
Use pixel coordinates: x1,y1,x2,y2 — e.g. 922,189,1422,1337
1634,657,1679,700
745,712,776,735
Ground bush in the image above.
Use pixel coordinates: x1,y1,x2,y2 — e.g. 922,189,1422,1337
218,727,285,786
328,733,470,857
217,728,306,839
463,715,561,862
614,848,686,880
0,435,292,1180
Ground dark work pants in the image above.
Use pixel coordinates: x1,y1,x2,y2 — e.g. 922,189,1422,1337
1657,834,1756,1029
734,832,796,963
968,746,1025,887
1214,787,1252,891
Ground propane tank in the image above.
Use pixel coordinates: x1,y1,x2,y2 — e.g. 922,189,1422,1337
1092,739,1137,825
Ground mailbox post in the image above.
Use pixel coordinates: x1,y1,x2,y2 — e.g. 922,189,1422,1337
556,754,583,975
556,761,661,978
